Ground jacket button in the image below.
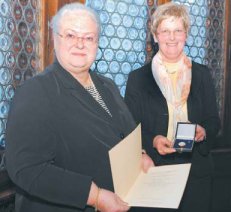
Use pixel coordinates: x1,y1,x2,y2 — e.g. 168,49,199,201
120,133,125,139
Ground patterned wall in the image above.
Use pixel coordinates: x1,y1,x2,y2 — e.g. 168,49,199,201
175,0,225,120
0,0,40,148
86,0,148,97
204,0,225,120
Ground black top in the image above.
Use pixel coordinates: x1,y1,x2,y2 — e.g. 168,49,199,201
6,60,136,212
125,61,220,176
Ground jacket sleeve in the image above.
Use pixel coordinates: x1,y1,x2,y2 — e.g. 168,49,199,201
124,73,142,125
5,78,92,209
200,67,221,152
125,72,161,163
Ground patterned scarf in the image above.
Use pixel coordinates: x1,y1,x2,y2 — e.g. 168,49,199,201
151,51,192,137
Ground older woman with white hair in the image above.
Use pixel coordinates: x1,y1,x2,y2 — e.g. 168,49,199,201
5,3,154,212
126,2,220,212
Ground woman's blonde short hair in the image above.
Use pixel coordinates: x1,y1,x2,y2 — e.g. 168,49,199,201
151,2,190,35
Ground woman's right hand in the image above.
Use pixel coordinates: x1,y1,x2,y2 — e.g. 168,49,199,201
97,189,130,212
153,135,176,155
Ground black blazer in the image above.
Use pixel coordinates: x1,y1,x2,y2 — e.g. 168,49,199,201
6,60,136,212
125,61,220,177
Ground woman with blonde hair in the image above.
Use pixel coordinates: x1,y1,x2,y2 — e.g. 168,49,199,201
126,2,220,212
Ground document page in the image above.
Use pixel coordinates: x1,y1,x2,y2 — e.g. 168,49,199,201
125,164,191,208
109,124,191,208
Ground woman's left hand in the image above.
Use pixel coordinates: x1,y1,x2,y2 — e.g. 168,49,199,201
195,124,206,142
141,152,155,173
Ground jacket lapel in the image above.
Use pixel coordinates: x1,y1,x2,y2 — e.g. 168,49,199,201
53,61,113,124
145,63,168,109
90,73,125,128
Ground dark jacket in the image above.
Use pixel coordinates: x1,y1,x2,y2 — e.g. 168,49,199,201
6,60,136,212
125,61,220,177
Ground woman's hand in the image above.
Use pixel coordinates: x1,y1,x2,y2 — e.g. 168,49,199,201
195,124,206,142
141,152,155,173
87,182,130,212
153,135,176,155
97,189,130,212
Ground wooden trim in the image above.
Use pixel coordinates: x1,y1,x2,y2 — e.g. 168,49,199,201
157,0,171,5
38,0,59,71
223,0,231,138
222,0,229,130
38,0,86,71
38,0,46,72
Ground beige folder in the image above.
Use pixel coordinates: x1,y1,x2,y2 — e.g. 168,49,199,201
109,124,191,208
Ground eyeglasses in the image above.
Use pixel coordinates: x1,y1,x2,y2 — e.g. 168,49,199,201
157,29,186,37
56,30,98,46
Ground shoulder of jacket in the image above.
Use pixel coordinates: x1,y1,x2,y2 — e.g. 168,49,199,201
192,61,210,78
15,64,57,96
130,62,151,75
128,63,152,83
192,61,209,71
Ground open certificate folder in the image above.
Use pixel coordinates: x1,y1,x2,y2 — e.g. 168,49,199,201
109,124,191,209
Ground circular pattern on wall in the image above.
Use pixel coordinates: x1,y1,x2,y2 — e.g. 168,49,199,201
87,0,148,96
173,0,224,122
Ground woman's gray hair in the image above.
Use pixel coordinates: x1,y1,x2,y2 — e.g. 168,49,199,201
151,2,190,35
50,2,101,36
